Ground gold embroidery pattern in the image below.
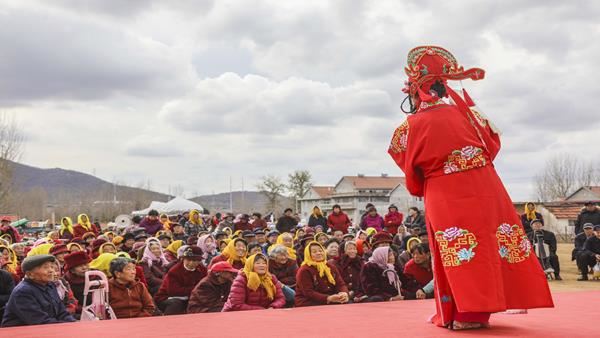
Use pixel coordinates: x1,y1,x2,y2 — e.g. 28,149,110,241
435,227,478,267
469,109,487,128
389,120,409,154
497,223,531,264
443,146,487,174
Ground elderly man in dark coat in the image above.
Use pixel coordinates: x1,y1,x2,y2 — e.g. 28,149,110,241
2,255,76,327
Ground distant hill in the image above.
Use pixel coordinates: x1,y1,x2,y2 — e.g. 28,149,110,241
191,191,294,215
2,160,293,220
4,160,173,220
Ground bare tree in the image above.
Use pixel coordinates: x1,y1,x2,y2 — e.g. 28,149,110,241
288,170,312,212
0,113,24,209
257,175,286,213
534,153,599,201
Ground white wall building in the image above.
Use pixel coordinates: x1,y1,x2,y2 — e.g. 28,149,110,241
299,175,424,224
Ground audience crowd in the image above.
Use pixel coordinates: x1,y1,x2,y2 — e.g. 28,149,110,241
0,200,599,327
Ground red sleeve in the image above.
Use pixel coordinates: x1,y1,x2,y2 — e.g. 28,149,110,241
388,118,425,197
465,108,501,161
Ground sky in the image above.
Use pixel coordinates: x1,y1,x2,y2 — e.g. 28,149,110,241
1,0,599,201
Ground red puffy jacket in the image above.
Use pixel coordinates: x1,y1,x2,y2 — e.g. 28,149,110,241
327,212,352,234
222,272,285,311
383,211,404,235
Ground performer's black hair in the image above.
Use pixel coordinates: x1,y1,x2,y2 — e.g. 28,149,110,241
429,80,447,98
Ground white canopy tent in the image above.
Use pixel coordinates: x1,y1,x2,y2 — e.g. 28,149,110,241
132,197,204,216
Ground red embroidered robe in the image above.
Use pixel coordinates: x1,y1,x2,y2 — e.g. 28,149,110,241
388,102,553,326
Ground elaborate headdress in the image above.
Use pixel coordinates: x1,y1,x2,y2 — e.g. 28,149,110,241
402,46,485,113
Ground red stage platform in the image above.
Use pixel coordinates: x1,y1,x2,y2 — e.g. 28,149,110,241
2,291,597,338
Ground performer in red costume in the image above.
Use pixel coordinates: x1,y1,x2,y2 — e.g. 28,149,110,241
388,46,554,330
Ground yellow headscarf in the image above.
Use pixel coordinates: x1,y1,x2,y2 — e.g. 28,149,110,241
0,245,17,274
160,214,170,230
232,230,243,239
272,234,297,260
99,242,117,255
90,253,117,277
222,238,247,266
243,253,276,300
223,227,232,237
0,234,12,245
406,237,422,252
77,214,93,231
302,241,335,285
60,217,74,236
189,210,203,226
27,243,53,257
525,202,537,221
67,242,84,252
166,240,183,255
116,252,131,259
366,227,377,237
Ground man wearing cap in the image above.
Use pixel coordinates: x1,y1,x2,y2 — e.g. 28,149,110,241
120,232,136,253
187,261,238,313
580,225,600,281
527,219,561,280
276,208,298,234
241,230,257,245
154,245,207,315
574,224,596,281
575,202,600,235
171,222,187,242
1,255,76,327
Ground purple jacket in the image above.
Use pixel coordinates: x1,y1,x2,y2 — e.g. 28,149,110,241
139,217,163,236
361,214,384,231
222,272,285,312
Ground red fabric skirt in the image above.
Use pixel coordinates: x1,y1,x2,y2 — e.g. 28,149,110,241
424,165,553,327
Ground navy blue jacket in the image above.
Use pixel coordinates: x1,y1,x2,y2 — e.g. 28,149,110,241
1,278,76,327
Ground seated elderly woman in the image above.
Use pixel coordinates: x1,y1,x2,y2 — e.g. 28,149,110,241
154,246,207,315
188,261,238,313
140,238,169,295
50,259,78,315
108,257,155,318
329,241,365,302
1,255,76,327
295,241,349,307
209,238,247,270
325,239,341,260
268,244,298,305
222,253,285,311
361,246,412,302
197,234,219,267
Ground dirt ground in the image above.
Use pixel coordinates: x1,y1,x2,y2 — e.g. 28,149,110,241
547,243,600,292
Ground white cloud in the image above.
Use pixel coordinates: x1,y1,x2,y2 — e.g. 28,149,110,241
2,0,600,201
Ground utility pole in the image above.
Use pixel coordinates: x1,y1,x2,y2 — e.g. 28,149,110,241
229,176,233,213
